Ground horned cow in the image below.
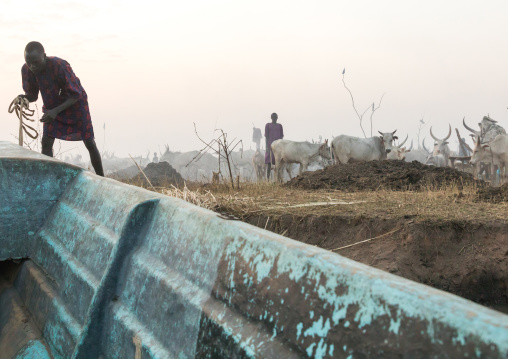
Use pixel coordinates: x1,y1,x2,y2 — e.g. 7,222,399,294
470,134,508,182
430,124,452,167
387,135,409,160
331,130,398,164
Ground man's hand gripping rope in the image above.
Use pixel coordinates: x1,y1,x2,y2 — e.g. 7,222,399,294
8,95,38,146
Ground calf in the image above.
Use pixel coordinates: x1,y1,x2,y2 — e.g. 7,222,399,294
271,139,331,182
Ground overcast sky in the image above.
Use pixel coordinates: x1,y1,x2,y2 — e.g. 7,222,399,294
1,0,507,159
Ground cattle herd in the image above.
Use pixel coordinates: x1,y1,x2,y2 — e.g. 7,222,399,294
266,115,507,185
59,115,507,185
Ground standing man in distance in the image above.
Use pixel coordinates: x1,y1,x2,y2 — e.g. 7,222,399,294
19,41,104,176
265,113,284,180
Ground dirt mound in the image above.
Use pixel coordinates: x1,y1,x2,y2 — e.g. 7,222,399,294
131,161,184,187
476,183,508,203
109,164,140,180
286,160,480,191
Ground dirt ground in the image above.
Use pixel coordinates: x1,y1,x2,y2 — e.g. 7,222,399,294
477,182,508,203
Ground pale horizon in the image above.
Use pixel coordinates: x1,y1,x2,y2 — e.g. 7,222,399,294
2,0,507,161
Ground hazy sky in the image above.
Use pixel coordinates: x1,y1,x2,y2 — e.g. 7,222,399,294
2,0,507,159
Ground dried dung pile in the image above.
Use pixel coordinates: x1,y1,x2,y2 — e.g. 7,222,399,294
286,160,480,191
131,161,184,187
110,164,140,180
476,183,508,203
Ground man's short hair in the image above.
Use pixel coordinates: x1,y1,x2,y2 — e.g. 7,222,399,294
271,113,278,120
25,41,45,54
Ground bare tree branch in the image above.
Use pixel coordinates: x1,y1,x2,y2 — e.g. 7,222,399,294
342,69,386,138
369,93,386,137
190,123,242,189
342,72,367,138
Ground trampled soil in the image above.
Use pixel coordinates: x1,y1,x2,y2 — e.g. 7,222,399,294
286,160,481,191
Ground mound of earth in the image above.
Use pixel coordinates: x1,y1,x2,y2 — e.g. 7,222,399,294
109,164,141,180
130,161,184,187
476,183,508,203
286,160,480,191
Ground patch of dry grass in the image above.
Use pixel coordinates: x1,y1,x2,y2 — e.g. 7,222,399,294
116,177,508,225
160,185,218,209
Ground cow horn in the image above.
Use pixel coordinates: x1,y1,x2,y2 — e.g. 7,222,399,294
422,139,430,154
463,117,480,135
430,126,439,141
398,134,408,148
408,139,413,151
392,130,397,135
378,131,383,136
443,124,452,141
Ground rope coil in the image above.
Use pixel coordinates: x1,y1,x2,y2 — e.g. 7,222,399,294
8,96,38,146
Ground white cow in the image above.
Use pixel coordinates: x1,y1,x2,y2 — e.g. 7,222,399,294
404,139,431,164
387,135,409,160
463,116,506,178
331,130,398,164
470,134,508,182
463,116,506,143
271,140,331,182
426,153,446,167
430,125,452,167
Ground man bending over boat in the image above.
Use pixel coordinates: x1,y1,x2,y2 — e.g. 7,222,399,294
18,41,104,176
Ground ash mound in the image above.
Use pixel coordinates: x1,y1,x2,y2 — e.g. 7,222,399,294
109,164,140,180
131,161,184,187
286,160,481,191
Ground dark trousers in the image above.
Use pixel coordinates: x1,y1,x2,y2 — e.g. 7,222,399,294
41,135,104,177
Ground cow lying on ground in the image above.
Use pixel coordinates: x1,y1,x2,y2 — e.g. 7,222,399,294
331,131,398,164
405,139,431,164
271,139,331,182
426,153,446,167
387,135,409,160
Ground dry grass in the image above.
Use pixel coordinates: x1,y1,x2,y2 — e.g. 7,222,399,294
160,185,219,209
116,177,508,225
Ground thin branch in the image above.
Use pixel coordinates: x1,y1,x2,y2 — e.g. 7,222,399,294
369,93,386,137
330,226,401,251
129,154,157,192
342,73,367,138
